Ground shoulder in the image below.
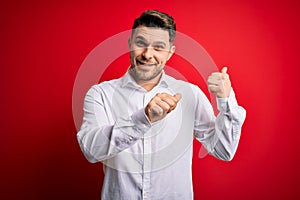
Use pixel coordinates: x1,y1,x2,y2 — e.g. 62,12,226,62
84,76,125,103
89,76,124,92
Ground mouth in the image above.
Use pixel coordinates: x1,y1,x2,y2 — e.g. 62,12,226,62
136,60,156,66
136,60,156,70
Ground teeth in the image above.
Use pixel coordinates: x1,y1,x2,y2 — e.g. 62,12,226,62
137,61,155,65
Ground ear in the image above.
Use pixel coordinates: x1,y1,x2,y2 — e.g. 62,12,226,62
167,45,176,61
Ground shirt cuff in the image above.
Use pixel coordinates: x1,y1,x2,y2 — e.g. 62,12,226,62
131,108,152,134
216,88,238,112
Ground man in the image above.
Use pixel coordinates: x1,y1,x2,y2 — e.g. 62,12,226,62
77,10,246,199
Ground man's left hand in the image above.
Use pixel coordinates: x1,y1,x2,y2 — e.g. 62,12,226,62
207,67,231,98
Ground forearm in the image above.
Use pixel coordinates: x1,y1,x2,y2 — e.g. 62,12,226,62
77,86,151,163
77,109,149,163
195,89,246,161
213,90,246,158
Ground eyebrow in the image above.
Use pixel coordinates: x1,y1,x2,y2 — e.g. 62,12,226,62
135,35,167,46
135,36,147,42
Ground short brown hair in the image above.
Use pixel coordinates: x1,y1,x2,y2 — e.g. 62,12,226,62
132,10,176,44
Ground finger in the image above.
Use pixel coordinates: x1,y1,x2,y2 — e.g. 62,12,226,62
168,93,182,112
155,100,171,113
148,105,164,115
208,85,221,94
221,66,228,74
154,93,182,112
150,96,168,111
207,77,221,85
174,93,182,101
209,73,223,82
160,93,182,112
160,97,176,109
159,93,179,104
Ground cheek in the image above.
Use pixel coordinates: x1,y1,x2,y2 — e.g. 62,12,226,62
156,53,170,64
131,49,143,59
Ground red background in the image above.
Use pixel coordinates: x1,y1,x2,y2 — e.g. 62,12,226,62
1,0,299,199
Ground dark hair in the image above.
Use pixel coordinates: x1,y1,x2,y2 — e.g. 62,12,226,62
132,10,176,44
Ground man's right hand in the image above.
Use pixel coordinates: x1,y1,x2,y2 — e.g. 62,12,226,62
145,93,182,123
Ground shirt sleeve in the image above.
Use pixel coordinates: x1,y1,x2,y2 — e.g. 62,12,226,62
193,87,246,161
77,85,151,163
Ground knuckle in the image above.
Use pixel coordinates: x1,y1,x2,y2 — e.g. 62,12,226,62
153,96,161,101
164,104,171,111
156,93,162,98
148,102,155,108
169,101,175,107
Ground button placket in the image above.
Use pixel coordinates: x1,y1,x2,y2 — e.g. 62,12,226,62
142,90,158,199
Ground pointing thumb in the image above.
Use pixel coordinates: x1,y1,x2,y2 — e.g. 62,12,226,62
174,93,182,101
221,66,228,74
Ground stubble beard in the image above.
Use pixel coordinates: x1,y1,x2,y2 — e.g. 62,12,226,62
129,63,164,82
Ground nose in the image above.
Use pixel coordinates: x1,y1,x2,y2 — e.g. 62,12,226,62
142,47,154,60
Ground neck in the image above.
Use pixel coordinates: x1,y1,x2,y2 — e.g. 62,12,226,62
129,70,162,92
138,80,159,91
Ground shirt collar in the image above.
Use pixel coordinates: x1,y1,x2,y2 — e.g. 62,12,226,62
121,69,169,89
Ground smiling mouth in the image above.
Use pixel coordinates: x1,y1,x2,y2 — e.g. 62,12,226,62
136,60,156,67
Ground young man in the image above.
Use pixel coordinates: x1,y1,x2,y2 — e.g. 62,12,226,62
77,10,246,199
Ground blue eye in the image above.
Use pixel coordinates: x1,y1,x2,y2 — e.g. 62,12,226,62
135,40,146,47
154,45,164,50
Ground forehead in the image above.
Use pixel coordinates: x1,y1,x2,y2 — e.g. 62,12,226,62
132,26,170,43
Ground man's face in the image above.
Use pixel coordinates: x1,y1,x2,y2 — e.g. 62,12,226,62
128,26,175,82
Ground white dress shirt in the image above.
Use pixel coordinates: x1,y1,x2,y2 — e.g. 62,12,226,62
77,71,246,200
